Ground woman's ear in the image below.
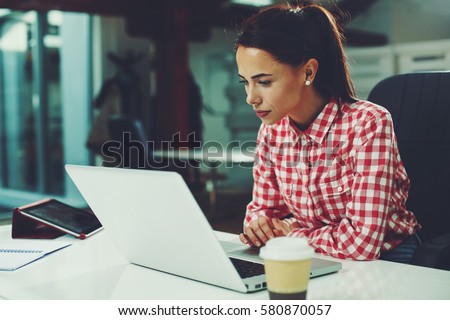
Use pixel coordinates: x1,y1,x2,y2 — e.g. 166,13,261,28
304,58,319,84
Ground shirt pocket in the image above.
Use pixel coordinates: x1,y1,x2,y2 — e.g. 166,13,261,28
279,182,301,212
315,174,353,219
280,182,294,201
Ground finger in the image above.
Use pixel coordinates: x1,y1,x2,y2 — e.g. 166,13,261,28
274,218,290,235
272,218,282,230
271,218,283,234
250,219,272,245
239,233,249,245
288,217,298,224
240,233,260,246
257,217,275,241
273,228,284,237
286,217,300,230
264,216,276,229
281,220,293,234
244,227,262,247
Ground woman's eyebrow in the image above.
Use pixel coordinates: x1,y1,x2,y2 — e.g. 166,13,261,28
238,73,273,79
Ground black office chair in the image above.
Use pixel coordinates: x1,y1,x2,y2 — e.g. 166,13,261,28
367,71,450,270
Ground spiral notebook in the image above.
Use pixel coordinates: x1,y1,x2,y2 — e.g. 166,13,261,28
0,240,71,271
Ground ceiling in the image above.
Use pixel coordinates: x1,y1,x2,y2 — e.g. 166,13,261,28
0,0,386,45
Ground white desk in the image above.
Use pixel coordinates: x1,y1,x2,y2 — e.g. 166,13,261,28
1,225,449,300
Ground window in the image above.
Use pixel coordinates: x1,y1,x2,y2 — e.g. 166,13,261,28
0,10,64,194
0,10,91,207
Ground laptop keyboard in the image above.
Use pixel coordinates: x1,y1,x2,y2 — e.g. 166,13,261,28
230,257,265,279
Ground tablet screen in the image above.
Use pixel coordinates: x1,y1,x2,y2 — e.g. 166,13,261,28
22,199,102,235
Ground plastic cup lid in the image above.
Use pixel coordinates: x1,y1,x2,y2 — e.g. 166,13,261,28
259,237,314,261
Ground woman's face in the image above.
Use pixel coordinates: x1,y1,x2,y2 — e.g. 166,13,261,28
236,46,307,126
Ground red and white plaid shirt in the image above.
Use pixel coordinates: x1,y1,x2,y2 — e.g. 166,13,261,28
245,99,420,260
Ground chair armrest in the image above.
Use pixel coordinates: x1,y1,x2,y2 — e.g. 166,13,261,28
411,233,450,270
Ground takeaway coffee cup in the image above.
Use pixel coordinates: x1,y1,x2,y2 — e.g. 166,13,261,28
260,237,314,300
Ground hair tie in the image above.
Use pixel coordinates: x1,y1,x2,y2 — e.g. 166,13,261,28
289,7,303,14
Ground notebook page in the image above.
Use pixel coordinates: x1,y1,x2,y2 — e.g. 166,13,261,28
0,240,71,271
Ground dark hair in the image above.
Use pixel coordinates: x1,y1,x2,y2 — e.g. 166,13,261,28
235,4,357,103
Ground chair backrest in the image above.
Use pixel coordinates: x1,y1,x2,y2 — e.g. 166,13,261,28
367,72,450,241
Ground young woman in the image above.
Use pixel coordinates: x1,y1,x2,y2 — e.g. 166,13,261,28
236,4,420,262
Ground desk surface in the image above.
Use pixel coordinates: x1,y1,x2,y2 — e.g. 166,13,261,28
0,225,449,300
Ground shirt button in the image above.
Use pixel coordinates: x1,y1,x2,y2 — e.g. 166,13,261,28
337,186,343,192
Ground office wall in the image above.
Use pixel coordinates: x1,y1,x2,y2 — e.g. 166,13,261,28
391,0,450,43
189,28,237,150
189,28,255,187
91,15,151,132
345,0,392,42
349,0,450,44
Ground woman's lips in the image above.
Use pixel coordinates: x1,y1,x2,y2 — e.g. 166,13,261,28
255,110,271,118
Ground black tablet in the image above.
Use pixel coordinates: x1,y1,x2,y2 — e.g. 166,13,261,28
19,199,103,238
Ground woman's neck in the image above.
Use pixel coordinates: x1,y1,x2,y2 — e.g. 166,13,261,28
290,92,328,130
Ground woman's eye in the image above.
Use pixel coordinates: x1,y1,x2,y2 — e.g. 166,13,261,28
258,80,271,86
239,80,249,86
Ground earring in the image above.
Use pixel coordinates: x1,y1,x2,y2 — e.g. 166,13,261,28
305,79,311,86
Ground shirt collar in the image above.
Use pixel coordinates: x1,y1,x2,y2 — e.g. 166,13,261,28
287,99,339,145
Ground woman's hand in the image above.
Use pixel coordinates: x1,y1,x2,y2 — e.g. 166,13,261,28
272,217,300,236
239,216,301,247
239,216,276,247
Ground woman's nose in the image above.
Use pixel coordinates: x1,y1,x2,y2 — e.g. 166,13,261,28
246,87,261,107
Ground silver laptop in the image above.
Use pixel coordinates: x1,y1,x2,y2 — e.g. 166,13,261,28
65,165,341,293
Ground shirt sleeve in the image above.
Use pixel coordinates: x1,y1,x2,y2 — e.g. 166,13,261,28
289,112,397,260
244,125,291,228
